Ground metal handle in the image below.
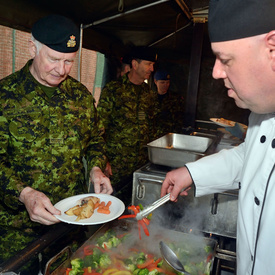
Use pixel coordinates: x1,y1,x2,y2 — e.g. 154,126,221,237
136,193,171,219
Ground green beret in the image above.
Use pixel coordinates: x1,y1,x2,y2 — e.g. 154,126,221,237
208,0,275,42
32,14,80,53
130,46,157,62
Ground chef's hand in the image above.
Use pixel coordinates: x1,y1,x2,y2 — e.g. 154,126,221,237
90,166,113,194
161,166,193,201
19,187,61,225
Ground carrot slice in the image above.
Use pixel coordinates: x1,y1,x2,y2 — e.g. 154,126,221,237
97,208,111,214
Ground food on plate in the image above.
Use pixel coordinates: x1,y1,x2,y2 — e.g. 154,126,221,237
65,198,96,221
215,118,235,126
65,196,112,221
65,229,215,275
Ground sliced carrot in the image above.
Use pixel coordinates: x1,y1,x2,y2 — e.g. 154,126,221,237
97,208,111,214
94,202,100,209
99,201,106,207
106,201,112,207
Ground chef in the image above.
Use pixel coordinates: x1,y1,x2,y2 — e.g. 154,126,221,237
161,0,275,274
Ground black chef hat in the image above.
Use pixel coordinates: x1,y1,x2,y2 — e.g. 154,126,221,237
208,0,275,42
130,46,157,62
32,14,80,53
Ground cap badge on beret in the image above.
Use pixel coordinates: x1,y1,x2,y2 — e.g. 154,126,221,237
67,35,76,48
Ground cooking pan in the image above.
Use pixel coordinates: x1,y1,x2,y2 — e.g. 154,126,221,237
45,219,217,275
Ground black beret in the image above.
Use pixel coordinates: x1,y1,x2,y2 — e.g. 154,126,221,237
130,46,157,62
208,0,275,42
32,14,80,53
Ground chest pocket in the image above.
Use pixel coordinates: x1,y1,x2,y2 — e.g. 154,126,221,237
6,107,42,142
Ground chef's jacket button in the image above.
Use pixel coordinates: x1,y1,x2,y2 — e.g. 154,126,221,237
251,255,254,261
254,197,260,205
260,135,266,143
272,139,275,148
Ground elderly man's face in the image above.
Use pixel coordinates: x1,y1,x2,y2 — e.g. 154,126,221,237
211,33,275,114
30,43,77,87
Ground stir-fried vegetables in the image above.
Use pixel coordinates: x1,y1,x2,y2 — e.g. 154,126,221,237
66,228,214,275
118,205,151,240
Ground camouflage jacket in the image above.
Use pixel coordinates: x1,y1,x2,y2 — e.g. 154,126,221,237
155,92,185,138
0,60,107,231
97,73,159,185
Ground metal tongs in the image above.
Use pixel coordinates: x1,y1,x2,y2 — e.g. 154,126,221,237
136,193,171,220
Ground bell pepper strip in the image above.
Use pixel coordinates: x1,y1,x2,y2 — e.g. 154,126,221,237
138,220,150,236
128,205,139,215
142,217,150,225
206,253,213,263
83,245,94,255
137,258,155,269
118,214,136,219
65,268,72,275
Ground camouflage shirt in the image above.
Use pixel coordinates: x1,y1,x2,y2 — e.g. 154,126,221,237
0,60,107,259
155,92,185,138
97,73,159,186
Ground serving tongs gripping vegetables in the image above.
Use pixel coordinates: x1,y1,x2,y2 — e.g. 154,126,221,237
135,193,171,220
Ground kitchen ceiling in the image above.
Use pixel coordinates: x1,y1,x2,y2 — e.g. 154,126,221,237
0,0,210,60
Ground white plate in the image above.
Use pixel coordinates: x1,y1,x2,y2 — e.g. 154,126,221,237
54,194,125,225
210,118,235,127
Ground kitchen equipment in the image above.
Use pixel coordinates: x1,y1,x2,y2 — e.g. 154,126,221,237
132,162,238,275
45,219,217,274
135,193,170,220
147,133,217,167
160,241,191,275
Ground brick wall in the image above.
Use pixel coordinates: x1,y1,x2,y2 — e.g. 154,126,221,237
0,25,99,95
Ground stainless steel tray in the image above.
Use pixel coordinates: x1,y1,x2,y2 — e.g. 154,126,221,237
45,219,217,275
147,133,216,167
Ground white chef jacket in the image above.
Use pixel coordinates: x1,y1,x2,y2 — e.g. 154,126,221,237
186,112,275,275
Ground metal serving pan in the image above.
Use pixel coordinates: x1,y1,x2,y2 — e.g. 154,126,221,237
45,219,217,275
147,133,216,167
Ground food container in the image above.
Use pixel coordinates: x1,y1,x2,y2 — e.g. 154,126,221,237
147,133,216,167
45,219,217,275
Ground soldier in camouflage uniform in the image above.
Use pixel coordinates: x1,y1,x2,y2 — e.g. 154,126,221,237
153,70,185,138
97,47,159,188
0,15,112,266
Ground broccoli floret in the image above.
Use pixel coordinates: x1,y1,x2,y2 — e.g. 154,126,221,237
102,236,122,249
123,258,136,271
71,258,84,270
204,245,212,253
148,269,159,275
110,236,121,247
99,254,112,269
136,252,146,265
126,263,137,272
157,259,163,267
83,255,93,267
92,247,103,261
138,268,149,275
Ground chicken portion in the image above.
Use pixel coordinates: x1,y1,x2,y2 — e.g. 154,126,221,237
65,196,100,221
